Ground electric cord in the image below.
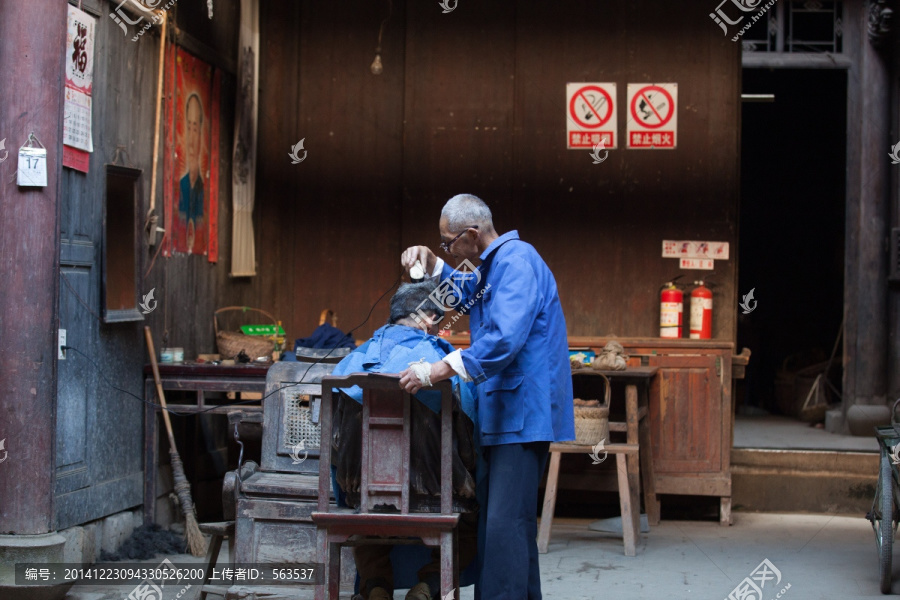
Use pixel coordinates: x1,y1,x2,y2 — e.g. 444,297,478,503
253,272,404,407
62,272,404,417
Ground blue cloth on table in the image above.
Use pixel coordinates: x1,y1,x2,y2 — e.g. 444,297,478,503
293,323,356,351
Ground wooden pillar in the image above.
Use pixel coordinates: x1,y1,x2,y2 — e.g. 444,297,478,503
0,0,67,535
889,3,900,404
843,0,891,413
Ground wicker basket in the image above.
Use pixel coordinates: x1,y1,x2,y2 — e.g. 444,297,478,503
214,306,278,360
573,372,611,446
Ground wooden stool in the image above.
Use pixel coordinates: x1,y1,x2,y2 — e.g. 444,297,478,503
537,443,641,556
569,368,661,528
197,521,235,599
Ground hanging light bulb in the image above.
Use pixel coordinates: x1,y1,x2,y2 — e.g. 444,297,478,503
370,0,391,75
370,49,383,75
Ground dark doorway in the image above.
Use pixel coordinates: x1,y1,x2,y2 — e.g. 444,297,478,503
738,68,846,417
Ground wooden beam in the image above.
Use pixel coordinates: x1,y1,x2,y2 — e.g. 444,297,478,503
742,53,851,69
175,25,236,75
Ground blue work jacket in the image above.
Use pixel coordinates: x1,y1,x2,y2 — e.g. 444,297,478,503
439,231,575,446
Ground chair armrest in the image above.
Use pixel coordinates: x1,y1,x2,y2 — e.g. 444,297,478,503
222,460,259,520
227,410,263,426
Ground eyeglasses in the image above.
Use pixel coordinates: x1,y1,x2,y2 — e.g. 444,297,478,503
440,225,478,254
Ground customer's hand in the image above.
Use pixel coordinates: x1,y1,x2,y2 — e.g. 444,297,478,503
401,246,437,276
399,366,426,395
399,360,454,394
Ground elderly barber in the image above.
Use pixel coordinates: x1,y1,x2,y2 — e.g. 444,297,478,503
399,194,574,600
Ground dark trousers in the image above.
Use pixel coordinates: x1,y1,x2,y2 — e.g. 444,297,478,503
477,441,550,600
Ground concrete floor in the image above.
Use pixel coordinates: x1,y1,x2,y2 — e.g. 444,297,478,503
54,417,888,600
58,512,890,600
538,513,882,600
734,414,879,452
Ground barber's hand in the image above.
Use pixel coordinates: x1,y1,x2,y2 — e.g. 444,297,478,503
401,246,437,275
399,366,427,395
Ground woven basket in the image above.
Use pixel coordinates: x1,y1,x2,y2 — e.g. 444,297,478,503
214,306,278,360
573,373,611,446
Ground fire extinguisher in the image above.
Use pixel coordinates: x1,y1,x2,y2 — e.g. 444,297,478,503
659,278,683,338
689,280,713,339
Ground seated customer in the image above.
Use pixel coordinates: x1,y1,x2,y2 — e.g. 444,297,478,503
329,282,478,600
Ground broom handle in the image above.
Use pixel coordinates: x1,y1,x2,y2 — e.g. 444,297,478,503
144,326,178,451
143,327,207,558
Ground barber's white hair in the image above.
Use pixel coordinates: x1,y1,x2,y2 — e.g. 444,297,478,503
441,194,494,233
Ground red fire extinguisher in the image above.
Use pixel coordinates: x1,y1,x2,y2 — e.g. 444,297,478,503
659,278,683,338
689,280,713,339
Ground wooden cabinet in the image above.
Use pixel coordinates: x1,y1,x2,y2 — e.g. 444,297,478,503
648,354,722,474
575,338,735,523
446,335,737,523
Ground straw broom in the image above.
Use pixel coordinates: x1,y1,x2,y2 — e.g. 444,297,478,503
144,327,208,557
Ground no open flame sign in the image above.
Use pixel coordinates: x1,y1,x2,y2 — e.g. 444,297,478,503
627,83,677,149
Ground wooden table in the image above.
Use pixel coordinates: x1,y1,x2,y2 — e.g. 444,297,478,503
142,362,270,525
569,338,737,525
537,366,659,556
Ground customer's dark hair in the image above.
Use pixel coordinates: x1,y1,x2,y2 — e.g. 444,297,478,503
389,281,444,325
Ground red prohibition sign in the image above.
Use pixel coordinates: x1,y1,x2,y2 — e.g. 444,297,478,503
630,85,674,129
569,86,614,129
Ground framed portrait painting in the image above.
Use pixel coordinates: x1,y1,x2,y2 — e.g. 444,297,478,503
164,45,219,262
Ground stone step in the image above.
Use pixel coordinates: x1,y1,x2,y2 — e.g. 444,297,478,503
732,448,879,515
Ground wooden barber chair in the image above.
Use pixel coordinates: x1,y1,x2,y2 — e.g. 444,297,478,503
313,373,461,600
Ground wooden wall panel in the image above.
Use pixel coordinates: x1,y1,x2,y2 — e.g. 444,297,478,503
401,0,516,244
252,0,303,339
510,0,740,339
56,1,165,528
257,0,741,344
136,0,246,361
53,0,242,528
256,0,406,343
399,1,516,334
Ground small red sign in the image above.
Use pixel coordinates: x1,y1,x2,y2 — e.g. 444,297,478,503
63,145,90,173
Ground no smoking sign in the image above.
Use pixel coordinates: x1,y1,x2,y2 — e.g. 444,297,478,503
566,83,617,149
626,83,677,149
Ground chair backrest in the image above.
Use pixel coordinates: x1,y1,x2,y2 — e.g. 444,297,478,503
261,361,341,474
318,373,454,516
295,346,352,362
